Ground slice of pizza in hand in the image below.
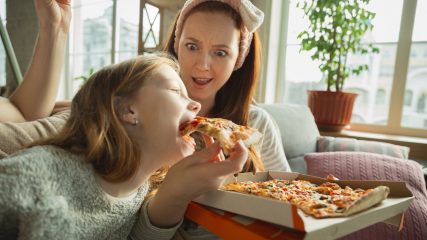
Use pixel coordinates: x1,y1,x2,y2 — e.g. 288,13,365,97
179,116,262,156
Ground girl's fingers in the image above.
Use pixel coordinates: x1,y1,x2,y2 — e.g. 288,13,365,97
201,134,224,162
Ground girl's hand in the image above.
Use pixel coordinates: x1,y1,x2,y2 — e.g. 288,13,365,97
147,141,247,227
34,0,72,33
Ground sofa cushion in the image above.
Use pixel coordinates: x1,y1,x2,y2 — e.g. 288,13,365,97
0,110,69,159
259,103,319,161
287,156,307,174
317,136,410,159
304,152,427,240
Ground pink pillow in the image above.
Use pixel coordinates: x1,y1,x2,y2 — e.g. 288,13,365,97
317,136,410,159
304,152,427,240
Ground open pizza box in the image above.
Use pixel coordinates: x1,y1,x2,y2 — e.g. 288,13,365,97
192,171,414,240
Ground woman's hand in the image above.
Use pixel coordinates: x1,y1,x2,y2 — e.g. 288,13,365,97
34,0,72,33
147,141,248,228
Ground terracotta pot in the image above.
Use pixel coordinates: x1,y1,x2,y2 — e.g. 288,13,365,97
307,90,358,132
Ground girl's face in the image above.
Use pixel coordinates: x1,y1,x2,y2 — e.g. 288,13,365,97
177,11,240,108
129,64,201,166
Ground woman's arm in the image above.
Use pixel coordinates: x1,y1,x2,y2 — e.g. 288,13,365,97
249,106,291,171
0,0,71,122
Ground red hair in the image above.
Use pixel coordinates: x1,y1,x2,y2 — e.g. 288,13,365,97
164,1,264,172
33,54,179,183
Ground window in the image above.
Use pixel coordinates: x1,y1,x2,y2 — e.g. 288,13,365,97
375,89,386,105
68,0,114,96
141,2,162,52
65,0,143,98
401,0,427,129
276,0,426,137
0,0,20,95
404,90,413,106
116,0,139,62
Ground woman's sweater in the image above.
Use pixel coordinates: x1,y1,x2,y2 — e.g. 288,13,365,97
0,145,179,240
249,105,290,171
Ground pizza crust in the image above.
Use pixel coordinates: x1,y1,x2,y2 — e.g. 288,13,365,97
328,186,390,217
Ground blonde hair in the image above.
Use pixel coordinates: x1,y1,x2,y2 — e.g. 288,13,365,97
35,53,178,183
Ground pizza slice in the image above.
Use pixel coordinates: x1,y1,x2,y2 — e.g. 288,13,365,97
179,116,262,156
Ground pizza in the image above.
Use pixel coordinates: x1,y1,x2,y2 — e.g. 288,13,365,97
179,116,262,156
221,179,390,218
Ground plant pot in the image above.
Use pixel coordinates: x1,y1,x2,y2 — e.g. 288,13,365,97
307,90,358,132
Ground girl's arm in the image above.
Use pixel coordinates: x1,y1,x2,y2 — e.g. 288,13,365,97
148,142,246,227
0,0,71,122
130,142,247,239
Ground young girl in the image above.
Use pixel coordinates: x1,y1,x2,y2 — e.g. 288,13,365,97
0,53,247,239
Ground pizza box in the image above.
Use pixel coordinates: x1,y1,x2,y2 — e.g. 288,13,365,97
192,171,414,240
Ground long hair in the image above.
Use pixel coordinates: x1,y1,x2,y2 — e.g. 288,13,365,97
33,53,178,183
164,1,264,172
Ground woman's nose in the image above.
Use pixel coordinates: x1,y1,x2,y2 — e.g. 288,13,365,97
196,53,211,70
188,100,201,113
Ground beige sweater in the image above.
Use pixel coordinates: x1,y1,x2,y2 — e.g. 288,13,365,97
0,145,180,239
0,110,69,159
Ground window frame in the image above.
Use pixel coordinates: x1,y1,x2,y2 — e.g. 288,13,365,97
271,0,427,138
139,0,164,54
64,0,163,99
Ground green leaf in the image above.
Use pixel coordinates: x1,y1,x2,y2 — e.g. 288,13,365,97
297,0,379,90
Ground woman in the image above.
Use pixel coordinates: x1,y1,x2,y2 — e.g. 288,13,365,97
0,53,247,239
0,0,71,122
164,0,291,172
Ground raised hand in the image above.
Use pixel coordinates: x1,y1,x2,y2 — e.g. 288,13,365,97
34,0,71,33
147,141,248,228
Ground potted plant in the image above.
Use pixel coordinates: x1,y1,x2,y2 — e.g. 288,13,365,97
297,0,379,131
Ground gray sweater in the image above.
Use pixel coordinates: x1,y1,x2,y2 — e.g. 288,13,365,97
0,145,180,240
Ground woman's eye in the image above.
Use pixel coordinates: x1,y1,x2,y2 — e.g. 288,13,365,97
215,50,227,57
185,43,198,51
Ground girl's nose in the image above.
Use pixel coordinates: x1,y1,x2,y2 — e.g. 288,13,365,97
188,100,201,113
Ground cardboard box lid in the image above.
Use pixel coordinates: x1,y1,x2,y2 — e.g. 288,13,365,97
193,171,414,240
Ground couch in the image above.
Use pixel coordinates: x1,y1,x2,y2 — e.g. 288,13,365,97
260,103,425,175
260,103,427,240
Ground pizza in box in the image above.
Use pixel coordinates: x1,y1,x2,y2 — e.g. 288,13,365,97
222,176,390,218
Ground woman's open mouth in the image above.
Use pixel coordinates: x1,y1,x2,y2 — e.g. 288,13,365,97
192,77,213,86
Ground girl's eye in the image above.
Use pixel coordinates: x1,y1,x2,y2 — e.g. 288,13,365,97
171,89,181,95
185,43,198,51
215,50,228,57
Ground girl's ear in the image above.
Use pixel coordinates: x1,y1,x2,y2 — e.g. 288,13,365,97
114,96,137,125
121,109,137,125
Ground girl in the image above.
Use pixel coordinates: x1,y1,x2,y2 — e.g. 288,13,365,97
0,53,247,239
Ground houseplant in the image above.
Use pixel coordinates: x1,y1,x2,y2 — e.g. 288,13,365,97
297,0,379,131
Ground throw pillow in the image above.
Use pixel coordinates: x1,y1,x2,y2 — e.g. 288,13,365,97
304,152,427,240
317,136,410,159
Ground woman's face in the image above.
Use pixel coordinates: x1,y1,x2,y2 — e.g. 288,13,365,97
130,64,201,165
177,11,240,107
